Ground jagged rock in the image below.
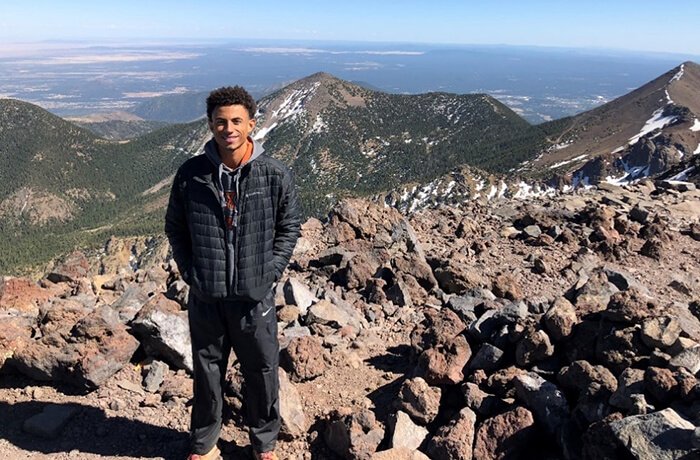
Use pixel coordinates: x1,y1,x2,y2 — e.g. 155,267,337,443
644,367,678,405
629,204,651,224
385,280,413,308
669,346,700,374
515,328,554,366
558,360,617,424
514,372,570,436
307,298,361,330
143,360,168,393
609,408,697,460
603,266,652,295
461,382,511,417
468,343,504,372
595,322,646,372
667,302,700,342
13,305,139,389
640,238,665,260
610,367,644,411
492,274,523,301
472,406,537,460
523,225,542,239
411,307,471,385
37,298,92,336
446,295,481,324
0,277,57,317
46,251,90,284
426,407,477,460
388,411,428,450
281,335,328,382
602,288,660,324
283,277,318,316
543,296,578,342
371,448,430,460
433,258,488,295
165,278,189,307
278,305,301,324
485,366,527,399
279,326,312,349
0,312,34,370
468,301,528,343
572,271,620,316
22,404,79,438
396,377,441,425
558,360,617,397
130,294,192,372
641,316,682,349
279,368,308,438
324,408,384,460
110,284,152,323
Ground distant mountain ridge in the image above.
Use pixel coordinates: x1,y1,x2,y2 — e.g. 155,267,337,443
529,61,700,187
254,72,546,215
1,63,699,272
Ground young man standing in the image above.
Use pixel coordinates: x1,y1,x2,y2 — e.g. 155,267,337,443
165,86,301,460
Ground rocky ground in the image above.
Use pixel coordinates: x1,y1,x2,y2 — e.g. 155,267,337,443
1,178,700,459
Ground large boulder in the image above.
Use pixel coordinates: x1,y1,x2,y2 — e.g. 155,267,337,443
426,407,477,460
472,406,537,460
130,294,192,372
13,305,139,389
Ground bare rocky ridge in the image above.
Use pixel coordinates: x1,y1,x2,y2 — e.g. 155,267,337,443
1,179,700,459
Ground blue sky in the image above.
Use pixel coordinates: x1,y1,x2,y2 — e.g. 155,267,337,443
1,0,698,56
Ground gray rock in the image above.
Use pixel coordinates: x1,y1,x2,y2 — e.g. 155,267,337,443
23,404,79,438
110,285,151,323
307,298,361,330
603,265,652,296
279,368,308,438
523,225,542,238
669,346,700,374
468,343,504,372
513,372,570,437
610,408,696,460
165,279,189,307
389,411,428,450
131,294,192,372
143,360,168,393
279,326,312,349
386,280,413,308
284,277,318,316
667,302,700,342
543,296,578,342
446,295,480,324
324,409,384,460
641,316,682,350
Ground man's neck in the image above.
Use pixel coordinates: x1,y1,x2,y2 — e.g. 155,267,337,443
219,139,250,169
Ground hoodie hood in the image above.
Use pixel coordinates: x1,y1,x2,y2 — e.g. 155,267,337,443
204,137,265,200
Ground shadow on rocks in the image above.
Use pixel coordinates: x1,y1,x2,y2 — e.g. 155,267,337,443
0,400,188,459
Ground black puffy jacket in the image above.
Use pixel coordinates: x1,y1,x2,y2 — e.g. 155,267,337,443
165,140,301,302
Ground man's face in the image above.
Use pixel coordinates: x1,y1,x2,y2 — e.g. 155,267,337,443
208,104,256,155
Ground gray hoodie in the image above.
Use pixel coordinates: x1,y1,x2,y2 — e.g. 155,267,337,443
203,137,265,290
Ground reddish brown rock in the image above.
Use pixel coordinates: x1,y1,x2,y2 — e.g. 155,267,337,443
324,408,384,460
492,274,523,301
543,296,578,342
38,298,92,337
13,305,139,389
603,289,661,324
397,377,441,425
644,367,678,405
515,328,554,366
427,407,477,460
0,277,55,317
472,406,537,460
46,250,90,284
282,335,328,382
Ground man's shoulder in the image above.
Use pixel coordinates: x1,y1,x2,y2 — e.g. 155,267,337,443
253,154,293,177
176,154,210,177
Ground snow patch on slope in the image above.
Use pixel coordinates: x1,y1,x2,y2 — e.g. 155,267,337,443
628,108,677,145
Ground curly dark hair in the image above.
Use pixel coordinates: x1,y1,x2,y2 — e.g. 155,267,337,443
206,86,257,120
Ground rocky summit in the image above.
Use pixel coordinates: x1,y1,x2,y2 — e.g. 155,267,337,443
1,177,699,459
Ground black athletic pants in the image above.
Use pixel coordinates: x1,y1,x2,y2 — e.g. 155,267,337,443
187,291,280,454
